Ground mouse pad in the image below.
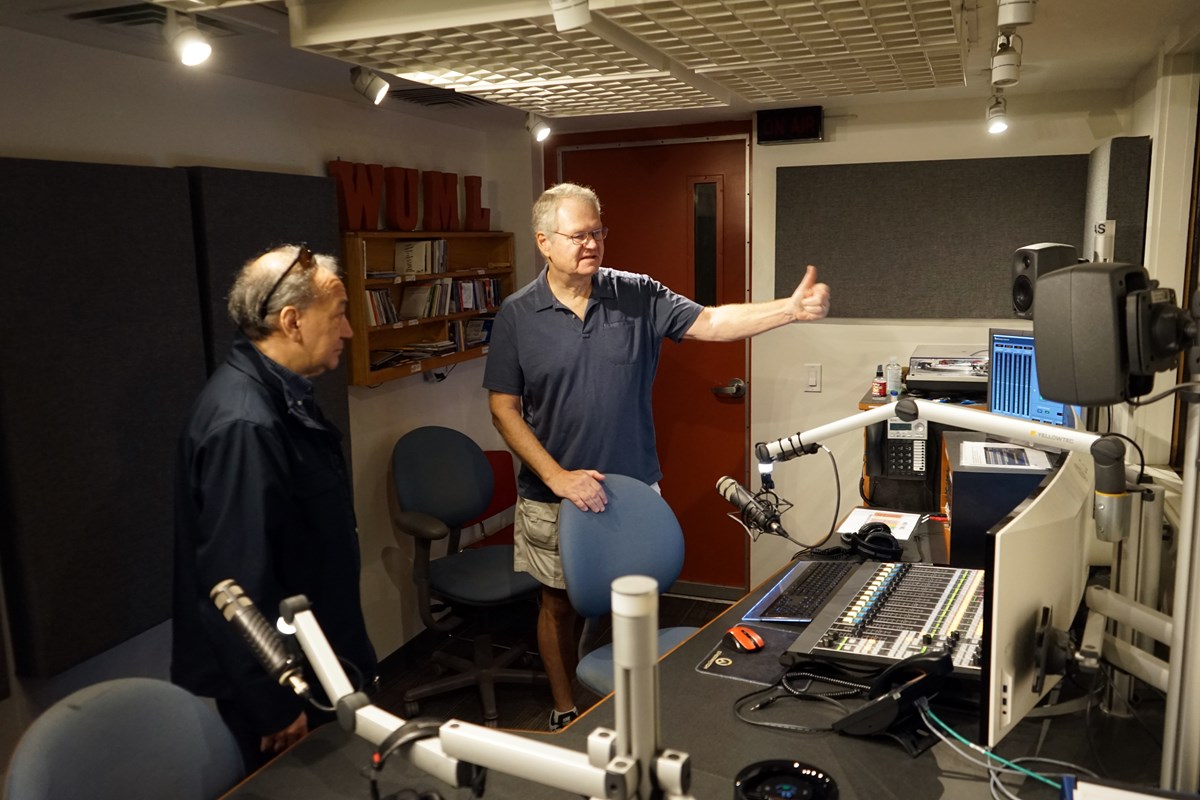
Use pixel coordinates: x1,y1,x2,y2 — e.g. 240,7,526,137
694,625,798,686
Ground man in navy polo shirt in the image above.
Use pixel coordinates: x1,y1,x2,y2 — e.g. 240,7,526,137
483,183,830,730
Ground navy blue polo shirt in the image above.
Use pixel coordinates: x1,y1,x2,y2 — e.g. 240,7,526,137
483,266,703,502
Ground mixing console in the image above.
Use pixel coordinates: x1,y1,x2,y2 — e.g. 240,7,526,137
782,562,985,676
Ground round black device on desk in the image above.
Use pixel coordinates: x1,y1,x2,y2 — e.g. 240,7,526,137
733,760,838,800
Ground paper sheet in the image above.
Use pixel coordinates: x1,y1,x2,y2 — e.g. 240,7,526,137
836,507,922,540
959,441,1051,470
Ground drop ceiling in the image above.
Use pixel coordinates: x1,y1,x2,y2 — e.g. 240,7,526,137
5,0,1200,130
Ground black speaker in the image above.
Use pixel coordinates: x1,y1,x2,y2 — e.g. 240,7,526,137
1012,243,1077,319
1033,261,1153,405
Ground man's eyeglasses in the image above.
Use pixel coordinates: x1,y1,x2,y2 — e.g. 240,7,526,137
554,227,609,246
259,244,313,320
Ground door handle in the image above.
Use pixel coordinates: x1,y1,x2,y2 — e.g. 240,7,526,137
711,378,746,399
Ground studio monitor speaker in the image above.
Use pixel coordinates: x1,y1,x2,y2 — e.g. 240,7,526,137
1033,261,1152,405
1012,243,1077,319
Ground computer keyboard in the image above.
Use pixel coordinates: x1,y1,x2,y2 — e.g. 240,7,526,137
758,561,856,622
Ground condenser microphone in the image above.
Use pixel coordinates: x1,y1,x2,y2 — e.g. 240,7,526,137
211,579,309,696
716,476,788,539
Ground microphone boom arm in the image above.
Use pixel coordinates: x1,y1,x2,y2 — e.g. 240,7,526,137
757,397,1129,542
276,582,696,799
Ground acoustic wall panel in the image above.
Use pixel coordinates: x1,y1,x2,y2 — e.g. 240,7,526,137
186,167,350,457
775,155,1089,318
0,157,207,677
1084,136,1151,265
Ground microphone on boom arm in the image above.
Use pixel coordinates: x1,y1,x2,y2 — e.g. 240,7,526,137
716,476,800,546
211,579,310,698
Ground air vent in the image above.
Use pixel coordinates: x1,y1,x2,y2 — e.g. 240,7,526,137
66,2,237,41
388,86,498,109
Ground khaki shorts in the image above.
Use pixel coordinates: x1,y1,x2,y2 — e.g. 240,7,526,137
513,484,660,591
513,496,564,589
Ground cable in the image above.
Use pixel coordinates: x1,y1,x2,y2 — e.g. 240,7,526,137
917,699,1062,791
301,655,368,713
787,444,841,559
1125,381,1200,407
732,682,848,734
733,658,909,734
821,444,841,549
1099,431,1146,483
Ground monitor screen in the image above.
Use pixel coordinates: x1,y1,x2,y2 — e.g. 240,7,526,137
988,328,1069,426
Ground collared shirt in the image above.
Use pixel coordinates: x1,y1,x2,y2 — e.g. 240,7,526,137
483,266,702,502
254,345,324,431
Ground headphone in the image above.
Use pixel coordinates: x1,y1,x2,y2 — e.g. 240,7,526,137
839,522,903,561
369,718,466,800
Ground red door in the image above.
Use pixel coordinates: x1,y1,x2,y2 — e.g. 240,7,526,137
550,127,751,595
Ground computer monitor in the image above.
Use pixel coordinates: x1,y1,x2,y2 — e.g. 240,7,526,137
988,328,1069,426
983,447,1095,747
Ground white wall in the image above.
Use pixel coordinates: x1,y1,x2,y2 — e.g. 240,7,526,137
746,77,1198,585
0,24,535,763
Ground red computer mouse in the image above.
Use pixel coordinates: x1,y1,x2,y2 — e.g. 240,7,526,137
723,625,766,653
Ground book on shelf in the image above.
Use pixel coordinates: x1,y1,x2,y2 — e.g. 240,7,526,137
369,349,416,370
393,238,449,275
395,240,431,275
404,339,455,354
364,289,399,326
422,276,454,317
464,314,496,346
430,239,448,273
366,269,398,280
456,280,476,311
398,284,433,319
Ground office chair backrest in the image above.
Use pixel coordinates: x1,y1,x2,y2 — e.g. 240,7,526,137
559,474,685,618
5,677,244,800
391,426,493,528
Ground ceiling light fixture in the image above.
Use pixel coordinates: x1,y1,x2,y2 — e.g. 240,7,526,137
163,10,211,67
991,33,1022,88
997,0,1036,28
550,0,591,32
987,95,1009,135
350,66,390,105
526,112,552,142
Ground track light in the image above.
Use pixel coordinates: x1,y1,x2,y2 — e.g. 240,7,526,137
164,10,211,67
991,33,1022,88
997,0,1036,28
525,112,552,142
986,95,1009,135
350,66,390,105
550,0,591,32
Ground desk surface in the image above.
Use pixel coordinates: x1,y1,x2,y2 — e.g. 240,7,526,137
226,547,1147,800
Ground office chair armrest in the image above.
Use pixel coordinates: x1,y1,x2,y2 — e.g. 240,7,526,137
393,510,450,541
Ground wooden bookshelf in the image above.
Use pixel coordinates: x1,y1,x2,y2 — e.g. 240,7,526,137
341,231,514,386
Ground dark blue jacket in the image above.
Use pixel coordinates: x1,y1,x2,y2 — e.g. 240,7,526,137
172,334,376,735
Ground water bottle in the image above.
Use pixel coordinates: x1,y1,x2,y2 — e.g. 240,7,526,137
885,356,902,401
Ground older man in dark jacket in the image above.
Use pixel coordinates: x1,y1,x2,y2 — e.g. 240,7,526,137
172,244,376,773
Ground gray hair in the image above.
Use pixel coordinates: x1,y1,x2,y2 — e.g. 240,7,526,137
227,244,342,340
532,183,602,238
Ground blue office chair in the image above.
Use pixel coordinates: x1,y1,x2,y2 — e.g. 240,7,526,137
5,677,244,800
389,426,546,727
558,474,699,696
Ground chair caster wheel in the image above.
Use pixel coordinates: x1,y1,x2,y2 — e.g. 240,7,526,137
483,718,499,728
405,701,420,717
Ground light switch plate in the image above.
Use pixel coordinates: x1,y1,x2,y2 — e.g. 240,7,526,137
805,363,821,392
